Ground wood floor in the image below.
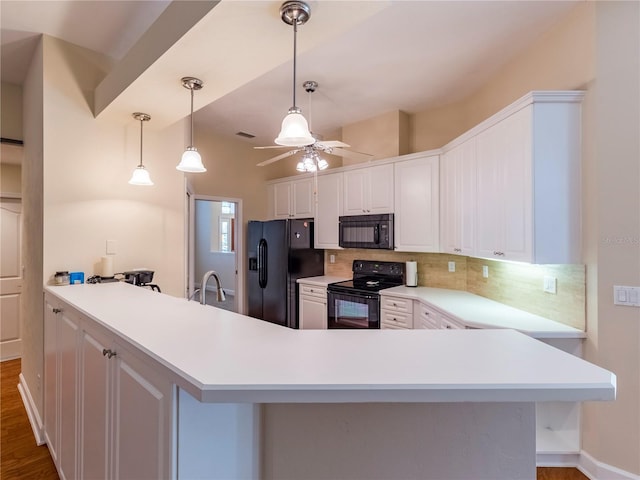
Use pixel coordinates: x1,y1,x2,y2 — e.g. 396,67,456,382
1,358,588,480
1,359,59,480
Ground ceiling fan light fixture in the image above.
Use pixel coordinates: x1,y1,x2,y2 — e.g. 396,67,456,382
178,76,207,173
275,1,314,147
317,158,329,170
129,112,154,186
275,107,315,146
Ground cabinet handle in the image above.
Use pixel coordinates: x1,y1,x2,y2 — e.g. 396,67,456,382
102,348,117,359
454,248,461,253
53,308,62,314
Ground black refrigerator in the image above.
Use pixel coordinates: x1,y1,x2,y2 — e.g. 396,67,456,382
247,219,324,329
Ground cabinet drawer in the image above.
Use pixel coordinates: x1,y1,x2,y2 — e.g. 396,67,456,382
300,284,326,299
381,310,413,329
381,296,413,314
441,315,464,330
417,304,439,329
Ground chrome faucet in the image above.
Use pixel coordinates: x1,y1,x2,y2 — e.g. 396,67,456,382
200,270,226,305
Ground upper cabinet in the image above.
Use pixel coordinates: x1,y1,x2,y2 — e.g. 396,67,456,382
441,138,477,256
315,172,343,249
471,93,583,264
343,163,394,215
394,154,440,252
269,177,315,219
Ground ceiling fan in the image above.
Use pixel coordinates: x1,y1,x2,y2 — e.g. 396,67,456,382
255,81,373,169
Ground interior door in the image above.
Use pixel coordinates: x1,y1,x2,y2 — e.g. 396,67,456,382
1,198,22,360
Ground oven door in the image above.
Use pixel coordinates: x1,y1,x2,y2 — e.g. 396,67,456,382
327,289,380,329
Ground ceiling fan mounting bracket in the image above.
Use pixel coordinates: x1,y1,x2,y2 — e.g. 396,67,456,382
280,1,311,26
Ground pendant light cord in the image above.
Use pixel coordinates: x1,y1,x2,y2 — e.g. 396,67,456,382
139,117,144,167
292,20,298,109
190,87,195,147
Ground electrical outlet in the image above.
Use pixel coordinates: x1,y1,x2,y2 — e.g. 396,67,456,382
482,265,489,278
543,276,557,294
329,254,335,264
448,261,455,273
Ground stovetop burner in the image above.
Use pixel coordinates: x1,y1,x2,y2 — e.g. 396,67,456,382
328,260,405,294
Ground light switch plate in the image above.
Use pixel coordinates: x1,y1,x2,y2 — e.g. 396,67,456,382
613,286,640,307
106,239,117,255
482,265,489,278
448,261,455,273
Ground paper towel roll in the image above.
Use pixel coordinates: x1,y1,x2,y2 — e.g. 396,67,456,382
101,255,114,278
406,261,418,287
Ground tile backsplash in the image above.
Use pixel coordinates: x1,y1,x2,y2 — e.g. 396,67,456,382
324,249,585,330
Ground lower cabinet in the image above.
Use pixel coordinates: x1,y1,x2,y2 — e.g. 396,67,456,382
381,295,414,329
44,292,174,479
299,284,327,329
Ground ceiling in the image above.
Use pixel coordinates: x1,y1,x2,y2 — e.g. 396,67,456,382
1,0,580,148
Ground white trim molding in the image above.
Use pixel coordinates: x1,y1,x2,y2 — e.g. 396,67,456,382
18,373,46,445
579,450,640,480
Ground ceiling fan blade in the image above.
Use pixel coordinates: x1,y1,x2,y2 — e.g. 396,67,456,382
316,140,350,148
256,149,302,167
254,145,291,150
325,148,373,161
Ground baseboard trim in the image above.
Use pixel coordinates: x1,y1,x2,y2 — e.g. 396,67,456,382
537,452,580,467
18,373,46,446
579,450,640,480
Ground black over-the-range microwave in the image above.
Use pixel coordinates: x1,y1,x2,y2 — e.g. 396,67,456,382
338,213,394,250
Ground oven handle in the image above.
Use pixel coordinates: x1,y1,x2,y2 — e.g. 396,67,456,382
327,290,379,301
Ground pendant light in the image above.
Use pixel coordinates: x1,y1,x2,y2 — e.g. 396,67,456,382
177,76,207,173
129,112,153,186
274,1,315,147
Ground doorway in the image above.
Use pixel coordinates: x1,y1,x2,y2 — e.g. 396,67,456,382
1,197,22,360
188,195,243,313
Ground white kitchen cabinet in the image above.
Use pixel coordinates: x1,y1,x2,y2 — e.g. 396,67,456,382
44,294,80,480
343,163,394,215
441,139,476,256
299,283,327,329
394,154,440,252
414,302,440,329
473,93,583,263
45,292,174,480
269,178,315,219
381,294,413,329
314,172,343,249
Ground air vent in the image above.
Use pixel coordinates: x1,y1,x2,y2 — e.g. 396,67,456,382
236,131,255,139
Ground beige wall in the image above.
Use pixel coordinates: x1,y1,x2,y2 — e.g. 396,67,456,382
581,1,640,474
342,110,410,163
1,81,23,140
0,163,21,195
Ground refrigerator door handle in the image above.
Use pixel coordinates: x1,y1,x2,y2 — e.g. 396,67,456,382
258,238,268,288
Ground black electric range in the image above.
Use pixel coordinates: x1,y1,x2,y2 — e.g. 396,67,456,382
326,260,405,329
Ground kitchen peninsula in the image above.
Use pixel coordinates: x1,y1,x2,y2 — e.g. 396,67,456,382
43,282,615,480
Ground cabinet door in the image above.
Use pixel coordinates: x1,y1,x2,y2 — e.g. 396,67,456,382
368,163,394,213
475,122,502,259
43,297,59,463
58,309,80,480
343,169,368,215
292,178,314,218
315,173,343,248
272,182,292,219
113,344,173,480
80,327,112,480
394,155,439,252
441,141,475,256
299,295,327,329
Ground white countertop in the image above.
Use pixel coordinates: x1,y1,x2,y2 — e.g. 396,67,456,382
297,275,349,286
45,282,614,404
381,286,585,339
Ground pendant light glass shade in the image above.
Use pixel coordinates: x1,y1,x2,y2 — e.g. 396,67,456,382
177,147,206,173
275,107,314,146
178,77,206,173
129,112,153,186
129,165,153,185
275,1,314,147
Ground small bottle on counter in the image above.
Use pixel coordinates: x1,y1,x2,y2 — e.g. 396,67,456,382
54,271,70,285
